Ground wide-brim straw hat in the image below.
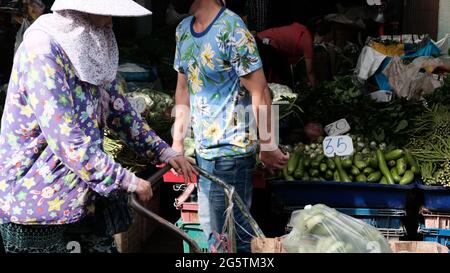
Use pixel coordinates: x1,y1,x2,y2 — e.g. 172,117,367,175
51,0,152,17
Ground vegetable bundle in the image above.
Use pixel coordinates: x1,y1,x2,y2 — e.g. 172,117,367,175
283,204,391,253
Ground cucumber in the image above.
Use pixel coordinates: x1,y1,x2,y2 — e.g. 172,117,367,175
311,159,320,169
309,169,319,177
354,160,368,170
283,166,294,181
376,149,395,185
391,168,401,183
369,155,378,169
334,157,352,182
351,166,360,176
288,151,301,175
294,156,306,179
342,156,353,169
353,154,368,170
333,170,341,182
325,170,334,180
304,158,311,168
320,163,328,173
385,149,404,161
396,157,407,176
380,176,388,184
356,174,367,182
363,167,375,175
405,149,420,174
399,170,415,185
367,172,382,183
327,159,336,170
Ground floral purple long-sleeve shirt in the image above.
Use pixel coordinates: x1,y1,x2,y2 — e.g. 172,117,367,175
0,39,171,225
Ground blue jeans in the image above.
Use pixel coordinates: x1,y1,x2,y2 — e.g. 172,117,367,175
196,155,256,253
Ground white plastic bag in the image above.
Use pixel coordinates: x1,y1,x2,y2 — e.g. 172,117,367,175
282,204,392,253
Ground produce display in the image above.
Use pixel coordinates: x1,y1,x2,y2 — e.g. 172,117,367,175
407,104,450,187
283,204,391,253
280,135,417,185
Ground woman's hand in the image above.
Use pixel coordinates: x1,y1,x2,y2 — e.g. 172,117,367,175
135,178,153,203
169,156,198,184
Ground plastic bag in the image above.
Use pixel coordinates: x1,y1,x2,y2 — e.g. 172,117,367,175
282,204,392,253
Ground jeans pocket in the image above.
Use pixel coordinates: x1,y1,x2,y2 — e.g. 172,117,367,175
213,158,237,176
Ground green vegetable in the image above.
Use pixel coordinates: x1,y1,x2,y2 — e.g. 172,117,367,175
311,159,320,169
391,168,401,183
342,156,353,169
380,176,388,184
385,149,404,161
288,151,302,175
304,158,311,168
333,171,341,182
334,157,351,182
283,166,294,181
405,149,420,174
325,170,334,180
400,170,415,185
369,155,379,169
309,169,319,177
363,167,375,175
320,163,328,173
356,174,367,182
294,156,306,179
351,166,360,176
396,157,407,176
377,149,395,185
367,172,382,183
327,159,336,170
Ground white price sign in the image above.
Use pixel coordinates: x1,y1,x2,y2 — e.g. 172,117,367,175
324,119,351,136
323,135,354,158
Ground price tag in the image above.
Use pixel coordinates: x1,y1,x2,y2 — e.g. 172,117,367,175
324,119,351,136
323,135,354,158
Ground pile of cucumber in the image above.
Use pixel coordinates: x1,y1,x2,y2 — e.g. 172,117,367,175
281,138,419,185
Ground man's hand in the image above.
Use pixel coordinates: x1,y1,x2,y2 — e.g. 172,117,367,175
260,148,289,171
169,156,198,184
135,178,153,203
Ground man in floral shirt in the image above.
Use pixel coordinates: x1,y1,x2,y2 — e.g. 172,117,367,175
172,0,289,253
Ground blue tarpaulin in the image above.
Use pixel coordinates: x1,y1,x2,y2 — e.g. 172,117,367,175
373,40,441,90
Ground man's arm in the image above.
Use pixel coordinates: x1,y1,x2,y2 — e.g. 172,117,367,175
240,68,289,170
172,72,191,154
305,58,316,88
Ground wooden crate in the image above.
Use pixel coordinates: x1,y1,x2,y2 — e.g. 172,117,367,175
389,241,449,253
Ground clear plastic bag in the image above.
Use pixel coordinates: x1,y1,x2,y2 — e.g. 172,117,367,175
283,204,392,253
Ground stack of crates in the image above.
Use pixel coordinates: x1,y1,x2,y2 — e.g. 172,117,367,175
418,208,450,249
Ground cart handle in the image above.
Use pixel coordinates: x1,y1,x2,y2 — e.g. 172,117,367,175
129,164,202,253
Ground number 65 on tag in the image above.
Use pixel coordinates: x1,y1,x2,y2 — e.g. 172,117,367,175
323,136,354,157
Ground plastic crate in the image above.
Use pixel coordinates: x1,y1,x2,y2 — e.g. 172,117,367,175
176,219,209,253
379,227,407,241
418,226,450,248
417,182,450,212
336,208,406,229
270,180,415,209
179,202,199,224
420,208,450,230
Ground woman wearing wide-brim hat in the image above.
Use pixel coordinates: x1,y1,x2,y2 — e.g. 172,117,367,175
0,0,197,253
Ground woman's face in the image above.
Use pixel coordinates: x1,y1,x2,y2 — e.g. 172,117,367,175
88,14,113,28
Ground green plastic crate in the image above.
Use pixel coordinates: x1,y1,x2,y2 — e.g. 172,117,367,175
176,219,209,253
